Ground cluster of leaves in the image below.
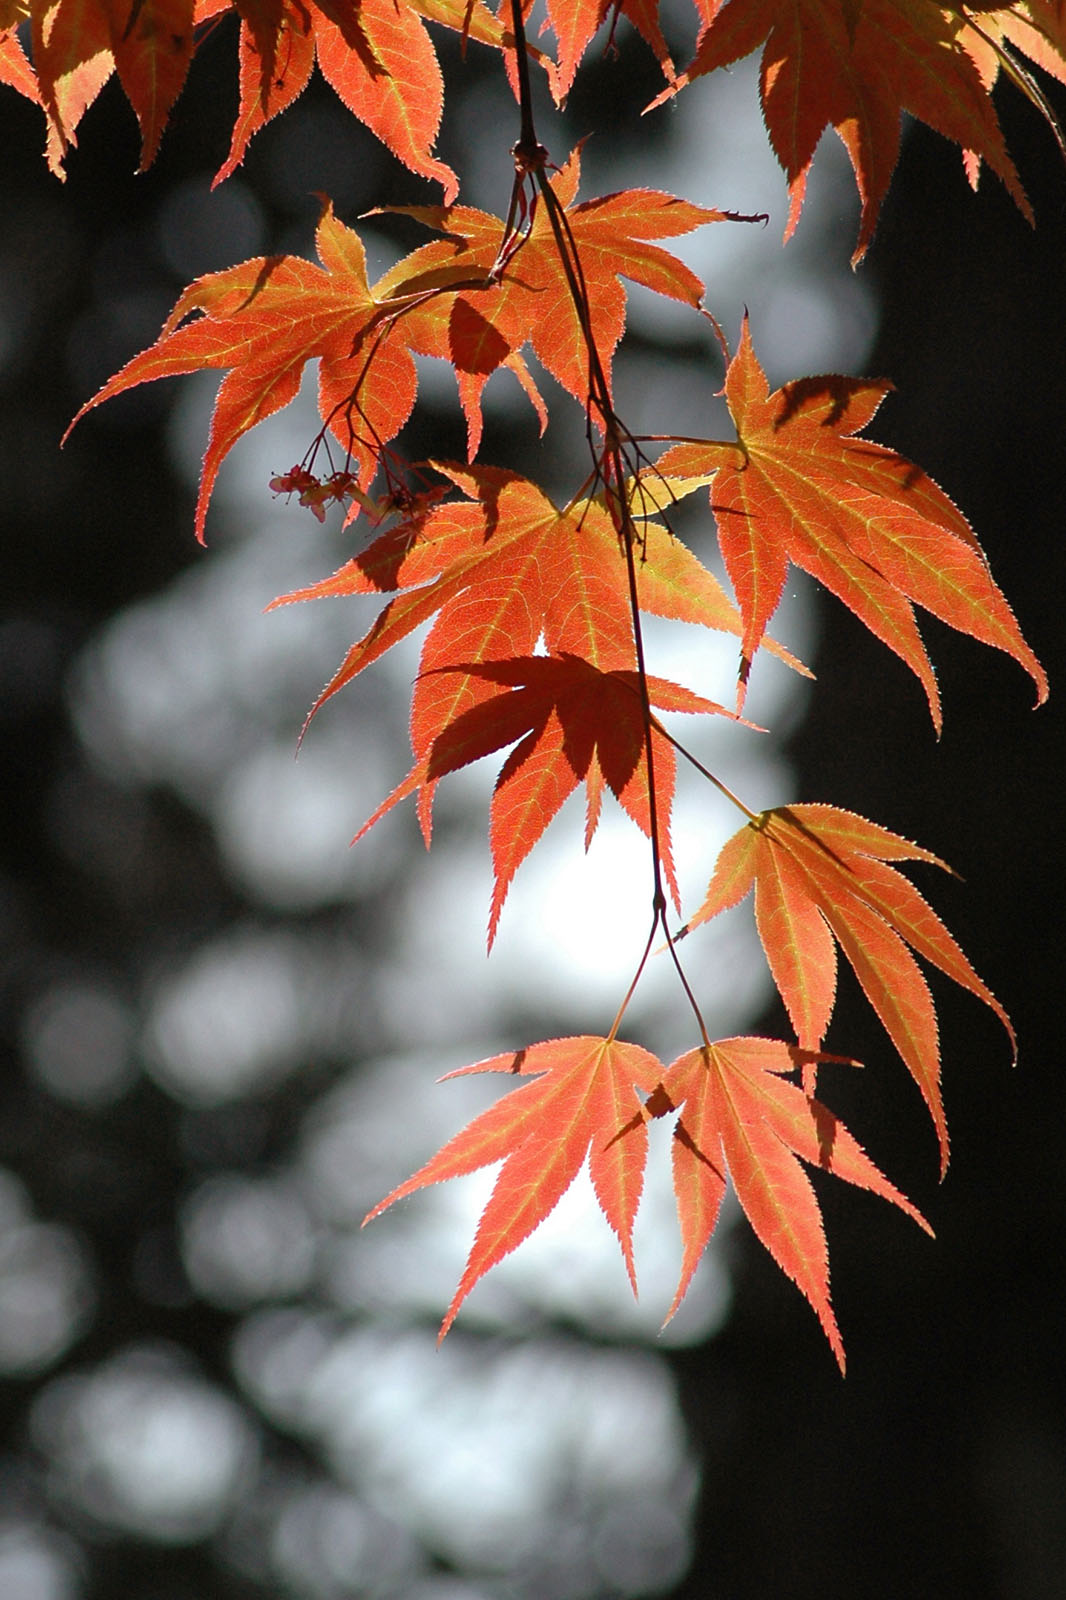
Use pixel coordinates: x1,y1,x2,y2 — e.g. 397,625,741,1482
10,0,1057,1365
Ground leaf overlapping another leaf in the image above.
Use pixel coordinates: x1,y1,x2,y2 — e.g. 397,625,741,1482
271,464,784,933
657,319,1048,725
66,200,422,541
65,158,744,537
373,148,747,427
19,0,473,183
414,652,739,942
681,803,1017,1173
201,0,460,194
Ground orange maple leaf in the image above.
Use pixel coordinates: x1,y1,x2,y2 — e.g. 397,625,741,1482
270,464,801,864
1,11,42,106
28,0,196,174
545,0,674,102
199,0,460,195
654,1037,933,1370
412,651,740,941
680,803,1017,1174
650,0,1037,260
657,318,1048,727
374,148,746,425
65,200,424,541
364,1035,665,1337
956,2,1066,189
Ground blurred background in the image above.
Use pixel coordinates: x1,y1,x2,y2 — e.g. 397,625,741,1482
1,6,1064,1597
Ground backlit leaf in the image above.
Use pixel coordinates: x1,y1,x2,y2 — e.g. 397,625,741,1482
682,803,1017,1172
657,318,1048,725
364,1035,665,1335
655,1037,933,1369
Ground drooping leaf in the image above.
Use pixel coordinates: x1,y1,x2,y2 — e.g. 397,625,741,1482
544,0,674,103
650,0,1051,260
681,803,1017,1172
955,2,1066,189
27,0,196,172
364,1035,665,1336
30,0,114,174
657,318,1048,725
654,1037,933,1369
202,0,459,195
416,651,739,941
104,0,195,168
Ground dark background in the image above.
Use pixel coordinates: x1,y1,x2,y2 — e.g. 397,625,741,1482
2,18,1064,1600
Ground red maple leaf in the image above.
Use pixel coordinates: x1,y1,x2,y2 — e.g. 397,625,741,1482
411,651,740,941
680,803,1017,1173
653,1036,933,1370
657,318,1048,725
364,1035,666,1337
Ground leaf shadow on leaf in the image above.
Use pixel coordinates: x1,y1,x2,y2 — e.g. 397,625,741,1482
450,301,510,374
324,3,387,78
810,1096,840,1171
771,374,877,431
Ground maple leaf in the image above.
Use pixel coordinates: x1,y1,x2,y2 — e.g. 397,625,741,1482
65,200,420,541
105,0,196,168
363,1035,665,1336
650,0,1039,260
270,464,800,881
413,651,740,942
29,0,115,174
65,159,753,532
656,318,1048,726
653,1037,933,1370
956,1,1066,190
1,5,41,105
680,803,1017,1174
374,147,744,422
544,0,675,103
200,0,459,195
27,0,196,174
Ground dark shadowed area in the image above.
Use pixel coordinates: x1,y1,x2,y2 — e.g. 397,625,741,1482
1,15,1063,1600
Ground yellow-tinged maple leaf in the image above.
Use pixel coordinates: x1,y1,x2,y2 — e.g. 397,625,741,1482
654,1037,933,1370
363,1035,666,1337
657,318,1048,726
680,803,1017,1174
